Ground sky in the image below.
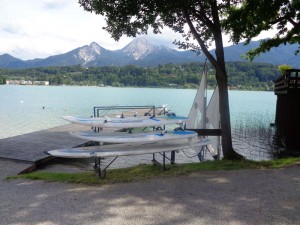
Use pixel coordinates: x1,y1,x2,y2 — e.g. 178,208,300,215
0,0,275,60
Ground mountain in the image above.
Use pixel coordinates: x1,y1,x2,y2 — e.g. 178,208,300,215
0,38,299,69
0,54,28,68
223,41,300,66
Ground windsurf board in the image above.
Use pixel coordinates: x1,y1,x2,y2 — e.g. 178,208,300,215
46,138,211,158
62,115,187,128
69,130,198,143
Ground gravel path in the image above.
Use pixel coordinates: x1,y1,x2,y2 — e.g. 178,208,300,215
0,159,299,225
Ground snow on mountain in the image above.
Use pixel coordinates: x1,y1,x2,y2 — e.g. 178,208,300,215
77,42,102,64
121,37,156,60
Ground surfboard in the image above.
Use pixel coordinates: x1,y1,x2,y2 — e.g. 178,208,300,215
62,115,188,128
46,138,211,158
69,130,198,143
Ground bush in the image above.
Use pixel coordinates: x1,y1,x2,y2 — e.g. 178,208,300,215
278,64,292,74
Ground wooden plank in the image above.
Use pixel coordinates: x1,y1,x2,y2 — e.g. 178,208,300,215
0,124,90,162
186,129,221,136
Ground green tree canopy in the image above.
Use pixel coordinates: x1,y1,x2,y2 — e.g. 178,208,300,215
225,0,300,60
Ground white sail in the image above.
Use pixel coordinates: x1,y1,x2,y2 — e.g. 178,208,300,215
206,86,221,159
207,86,219,130
186,63,221,159
186,67,207,129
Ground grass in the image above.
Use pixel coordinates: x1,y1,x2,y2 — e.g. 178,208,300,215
7,157,300,185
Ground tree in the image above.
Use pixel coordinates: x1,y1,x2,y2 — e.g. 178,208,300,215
79,0,243,159
225,0,300,61
0,75,6,85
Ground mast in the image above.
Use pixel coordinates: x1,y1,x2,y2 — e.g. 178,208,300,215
202,59,208,130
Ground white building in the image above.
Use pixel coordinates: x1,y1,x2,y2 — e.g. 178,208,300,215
6,80,49,85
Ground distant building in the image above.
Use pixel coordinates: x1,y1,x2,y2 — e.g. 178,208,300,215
6,80,49,86
33,81,49,85
6,80,20,85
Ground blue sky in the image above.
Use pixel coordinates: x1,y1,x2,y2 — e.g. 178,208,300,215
0,0,274,60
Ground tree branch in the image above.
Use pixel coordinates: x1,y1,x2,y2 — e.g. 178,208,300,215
184,11,221,71
271,14,298,28
287,17,299,27
196,1,216,31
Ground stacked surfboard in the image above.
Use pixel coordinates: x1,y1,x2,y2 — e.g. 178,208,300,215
47,114,211,158
61,114,188,128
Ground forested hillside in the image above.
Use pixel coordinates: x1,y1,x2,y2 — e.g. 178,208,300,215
0,62,280,90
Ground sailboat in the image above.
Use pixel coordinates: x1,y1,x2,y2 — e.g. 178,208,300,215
186,61,221,160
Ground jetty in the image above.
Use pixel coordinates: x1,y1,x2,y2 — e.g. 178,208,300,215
274,68,300,154
0,124,93,174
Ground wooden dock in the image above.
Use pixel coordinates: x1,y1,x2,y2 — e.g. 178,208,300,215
0,105,170,175
0,124,92,174
274,69,300,153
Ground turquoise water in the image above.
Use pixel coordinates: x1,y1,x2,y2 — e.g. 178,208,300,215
0,85,278,162
0,85,276,139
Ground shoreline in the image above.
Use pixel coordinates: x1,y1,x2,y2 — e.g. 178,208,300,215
2,84,274,91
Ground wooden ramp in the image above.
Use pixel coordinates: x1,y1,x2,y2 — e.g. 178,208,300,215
0,124,92,173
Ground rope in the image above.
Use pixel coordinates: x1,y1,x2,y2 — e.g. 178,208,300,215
181,149,202,158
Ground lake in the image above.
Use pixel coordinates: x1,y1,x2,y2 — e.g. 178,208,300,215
0,85,277,163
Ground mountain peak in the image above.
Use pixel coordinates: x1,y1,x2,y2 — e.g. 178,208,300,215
122,37,155,60
129,37,151,45
89,42,101,54
0,53,20,61
77,42,102,64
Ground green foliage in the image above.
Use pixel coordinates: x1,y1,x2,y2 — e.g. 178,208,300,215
278,64,292,74
8,157,300,185
0,75,6,84
225,0,300,60
0,62,280,90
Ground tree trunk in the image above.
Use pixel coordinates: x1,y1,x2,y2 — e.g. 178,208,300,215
215,69,231,158
214,60,244,159
214,36,243,160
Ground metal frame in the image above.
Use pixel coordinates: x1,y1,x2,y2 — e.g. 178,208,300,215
93,151,176,178
92,105,167,132
89,105,174,177
93,105,158,118
93,157,119,178
152,151,176,170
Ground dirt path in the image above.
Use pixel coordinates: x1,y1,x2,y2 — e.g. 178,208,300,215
1,159,299,225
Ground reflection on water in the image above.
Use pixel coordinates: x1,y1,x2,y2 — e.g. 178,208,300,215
231,113,282,161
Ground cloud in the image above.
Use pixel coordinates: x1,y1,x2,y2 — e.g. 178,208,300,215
0,0,111,59
2,24,24,36
42,0,69,10
0,0,179,59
